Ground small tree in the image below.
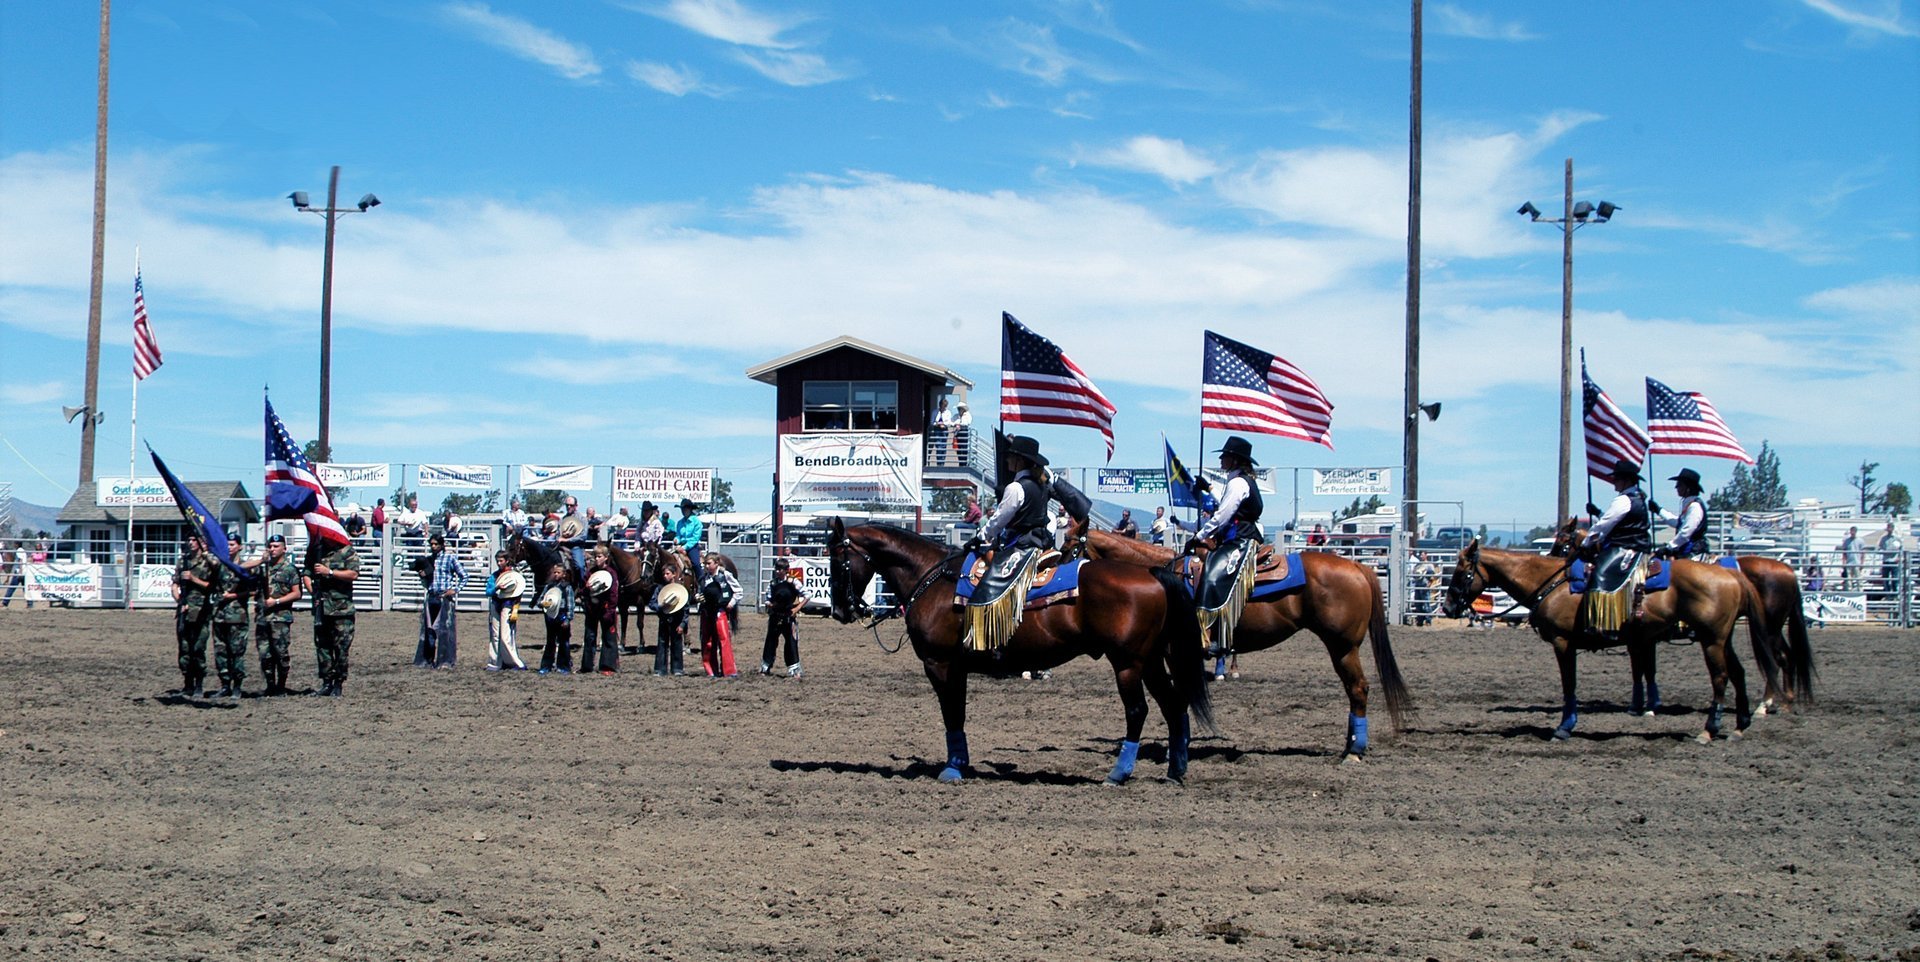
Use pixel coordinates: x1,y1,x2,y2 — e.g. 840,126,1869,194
480,488,501,513
522,489,567,516
707,476,735,514
1849,460,1880,515
928,488,971,513
1708,441,1789,512
1879,482,1911,516
390,485,415,510
438,493,483,516
1333,495,1385,523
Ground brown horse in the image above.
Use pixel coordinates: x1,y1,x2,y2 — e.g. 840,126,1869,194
1442,539,1774,742
1547,521,1815,714
603,541,696,646
827,519,1214,785
1075,528,1410,760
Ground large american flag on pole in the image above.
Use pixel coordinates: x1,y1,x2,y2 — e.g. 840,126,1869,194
1581,359,1650,479
1000,312,1117,459
265,397,351,546
1645,377,1754,464
132,265,163,381
1200,330,1335,449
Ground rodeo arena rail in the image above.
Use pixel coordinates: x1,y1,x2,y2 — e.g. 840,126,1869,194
1,511,1911,628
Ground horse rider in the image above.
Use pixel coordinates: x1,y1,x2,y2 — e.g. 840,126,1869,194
972,435,1055,553
1583,458,1653,557
1653,467,1710,560
1185,436,1265,657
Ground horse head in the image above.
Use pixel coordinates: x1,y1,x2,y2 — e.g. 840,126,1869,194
1441,539,1483,618
826,517,873,623
1548,517,1584,558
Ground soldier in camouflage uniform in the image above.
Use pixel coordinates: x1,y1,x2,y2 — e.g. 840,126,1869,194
172,534,216,697
251,534,304,696
209,535,255,699
308,535,361,698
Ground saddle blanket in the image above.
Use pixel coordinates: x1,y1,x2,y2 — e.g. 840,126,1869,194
1174,552,1307,601
953,552,1084,609
1570,555,1672,595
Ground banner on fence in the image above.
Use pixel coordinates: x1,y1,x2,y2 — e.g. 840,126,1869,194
1201,466,1278,493
778,434,922,505
1312,467,1392,497
314,462,390,488
1804,591,1867,623
1095,468,1168,494
135,563,176,604
518,464,595,490
790,556,876,609
25,562,101,604
1735,511,1796,533
95,477,172,507
613,467,713,503
418,464,494,489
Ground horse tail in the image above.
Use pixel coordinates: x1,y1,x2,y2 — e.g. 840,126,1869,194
1152,564,1214,735
1780,572,1817,706
1740,577,1782,701
1367,566,1413,732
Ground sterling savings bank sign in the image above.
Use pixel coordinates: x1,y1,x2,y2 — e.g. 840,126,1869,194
778,433,923,505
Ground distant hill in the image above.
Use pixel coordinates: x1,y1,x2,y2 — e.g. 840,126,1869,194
3,498,61,537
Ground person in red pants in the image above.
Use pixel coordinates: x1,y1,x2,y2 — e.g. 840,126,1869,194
699,554,739,678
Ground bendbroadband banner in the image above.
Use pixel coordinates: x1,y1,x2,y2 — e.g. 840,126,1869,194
778,434,922,505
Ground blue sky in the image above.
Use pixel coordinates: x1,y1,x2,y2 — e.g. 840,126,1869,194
2,0,1916,529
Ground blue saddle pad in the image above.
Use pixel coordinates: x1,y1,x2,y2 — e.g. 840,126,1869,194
1569,555,1672,594
952,552,1085,604
1716,556,1740,571
1248,553,1308,601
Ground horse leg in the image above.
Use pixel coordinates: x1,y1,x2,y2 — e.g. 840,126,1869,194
1139,664,1189,784
1105,661,1151,787
1323,637,1372,761
1726,632,1753,737
1551,638,1580,740
924,661,972,783
1628,640,1660,717
1695,637,1735,744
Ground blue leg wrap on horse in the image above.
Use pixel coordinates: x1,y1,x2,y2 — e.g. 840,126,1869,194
1347,714,1369,754
945,731,969,768
1647,682,1661,710
1631,680,1645,714
1107,739,1140,783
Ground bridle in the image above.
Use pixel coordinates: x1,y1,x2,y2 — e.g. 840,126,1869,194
1448,548,1573,621
831,533,961,653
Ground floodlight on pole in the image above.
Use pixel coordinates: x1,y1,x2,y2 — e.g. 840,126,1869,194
288,166,378,463
1517,158,1621,524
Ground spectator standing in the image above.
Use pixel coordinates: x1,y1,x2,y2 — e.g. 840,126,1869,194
502,498,529,532
537,564,574,674
759,559,804,677
1878,522,1905,592
1307,523,1329,547
699,554,739,678
0,542,18,608
443,509,463,540
951,401,972,460
1838,526,1862,589
962,494,983,525
425,534,465,669
485,550,527,671
370,498,387,537
675,498,706,580
307,533,361,697
1147,507,1168,546
1113,509,1139,540
395,496,429,541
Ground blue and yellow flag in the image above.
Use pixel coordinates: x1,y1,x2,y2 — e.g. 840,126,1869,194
1164,435,1199,509
149,444,245,574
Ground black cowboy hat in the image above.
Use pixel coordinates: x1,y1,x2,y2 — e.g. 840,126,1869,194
1215,435,1258,466
1005,435,1049,467
679,497,697,511
1668,467,1702,487
1608,458,1643,482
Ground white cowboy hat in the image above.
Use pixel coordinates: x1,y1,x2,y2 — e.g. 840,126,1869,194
654,582,689,615
494,569,525,600
537,584,565,614
587,569,616,598
557,516,587,541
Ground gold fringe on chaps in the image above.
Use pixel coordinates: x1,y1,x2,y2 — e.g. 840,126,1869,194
965,558,1040,652
1195,553,1256,654
1583,564,1644,634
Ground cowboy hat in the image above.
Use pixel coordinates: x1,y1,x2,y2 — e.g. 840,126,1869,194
587,569,616,597
679,497,697,511
1668,467,1702,487
556,515,587,541
654,582,689,615
494,569,525,600
1004,435,1049,467
537,584,565,615
1215,435,1258,466
1607,458,1643,482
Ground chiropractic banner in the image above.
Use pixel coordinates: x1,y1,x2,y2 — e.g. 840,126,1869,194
417,463,494,489
518,464,596,490
778,433,922,505
1095,468,1168,494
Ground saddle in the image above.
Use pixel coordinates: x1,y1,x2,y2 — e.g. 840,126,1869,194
953,547,1082,652
1570,547,1669,636
1194,540,1260,655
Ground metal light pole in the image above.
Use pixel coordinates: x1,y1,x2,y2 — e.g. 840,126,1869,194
1403,0,1423,534
78,0,111,486
1518,159,1619,524
289,167,379,463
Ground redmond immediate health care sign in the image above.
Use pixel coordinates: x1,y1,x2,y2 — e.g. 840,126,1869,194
778,433,923,505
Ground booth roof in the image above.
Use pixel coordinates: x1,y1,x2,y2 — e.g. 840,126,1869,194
57,481,259,526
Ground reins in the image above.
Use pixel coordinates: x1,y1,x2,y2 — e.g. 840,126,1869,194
836,537,961,654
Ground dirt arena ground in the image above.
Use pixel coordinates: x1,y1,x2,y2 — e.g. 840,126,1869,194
0,608,1915,962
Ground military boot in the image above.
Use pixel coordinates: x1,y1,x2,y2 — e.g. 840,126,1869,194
309,680,333,697
260,662,277,695
275,662,291,696
327,678,344,698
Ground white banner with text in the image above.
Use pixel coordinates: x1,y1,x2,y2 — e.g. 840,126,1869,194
314,462,391,488
417,463,495,489
778,434,922,505
518,464,596,490
613,467,713,504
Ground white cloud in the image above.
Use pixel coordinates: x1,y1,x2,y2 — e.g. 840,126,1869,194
638,0,808,49
1797,0,1920,37
1430,4,1540,42
0,380,66,406
1803,276,1920,321
440,2,601,81
730,49,848,87
1082,135,1218,184
626,60,716,97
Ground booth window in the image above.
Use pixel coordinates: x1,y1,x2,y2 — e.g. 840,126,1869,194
803,380,898,432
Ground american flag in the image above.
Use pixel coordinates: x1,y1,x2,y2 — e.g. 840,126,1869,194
1000,312,1117,459
265,398,351,546
132,266,163,381
1200,331,1335,449
1581,361,1650,479
1646,378,1754,463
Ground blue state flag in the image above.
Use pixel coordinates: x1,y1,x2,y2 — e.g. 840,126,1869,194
149,444,246,575
1165,436,1199,509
